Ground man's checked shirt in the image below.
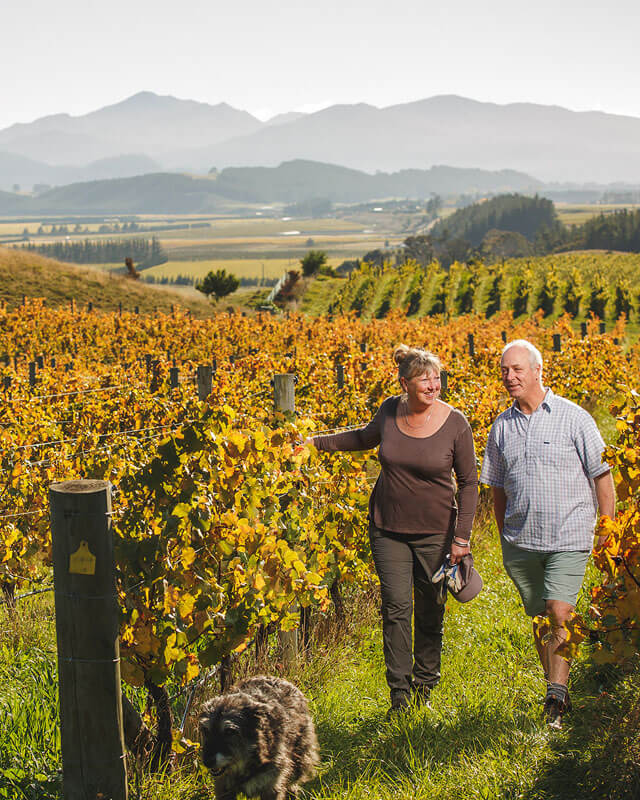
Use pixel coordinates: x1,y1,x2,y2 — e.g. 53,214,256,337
480,389,609,551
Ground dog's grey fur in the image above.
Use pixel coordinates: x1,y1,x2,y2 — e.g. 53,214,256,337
199,675,319,800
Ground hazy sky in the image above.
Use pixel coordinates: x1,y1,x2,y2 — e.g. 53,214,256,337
2,0,639,129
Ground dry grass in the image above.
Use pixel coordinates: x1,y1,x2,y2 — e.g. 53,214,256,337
0,247,215,316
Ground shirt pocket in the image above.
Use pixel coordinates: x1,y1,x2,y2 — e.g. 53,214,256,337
538,439,575,468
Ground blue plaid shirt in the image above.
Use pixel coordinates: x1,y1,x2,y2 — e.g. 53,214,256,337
480,389,609,551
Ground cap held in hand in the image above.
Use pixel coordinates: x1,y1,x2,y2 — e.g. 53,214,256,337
432,553,483,603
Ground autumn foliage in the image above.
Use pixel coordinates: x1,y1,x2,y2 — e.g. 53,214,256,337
0,299,638,687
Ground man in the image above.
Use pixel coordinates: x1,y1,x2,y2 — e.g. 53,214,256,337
480,339,615,728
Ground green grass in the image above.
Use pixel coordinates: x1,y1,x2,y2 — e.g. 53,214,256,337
2,514,638,800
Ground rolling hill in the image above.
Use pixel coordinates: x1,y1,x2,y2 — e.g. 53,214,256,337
0,246,215,315
0,161,542,215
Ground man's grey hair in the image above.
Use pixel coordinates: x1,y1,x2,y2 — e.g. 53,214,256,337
501,339,543,371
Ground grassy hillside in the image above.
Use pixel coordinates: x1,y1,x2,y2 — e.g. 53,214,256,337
0,246,216,315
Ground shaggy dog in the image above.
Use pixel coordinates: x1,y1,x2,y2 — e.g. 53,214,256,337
199,675,319,800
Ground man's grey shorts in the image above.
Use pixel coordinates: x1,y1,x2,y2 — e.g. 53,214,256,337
501,538,591,617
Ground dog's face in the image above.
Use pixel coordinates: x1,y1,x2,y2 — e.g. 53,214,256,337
199,696,263,777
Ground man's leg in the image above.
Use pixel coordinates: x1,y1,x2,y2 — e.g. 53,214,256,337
501,539,547,677
545,599,573,686
540,551,590,725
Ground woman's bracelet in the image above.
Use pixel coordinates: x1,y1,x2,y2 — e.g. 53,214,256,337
453,538,470,548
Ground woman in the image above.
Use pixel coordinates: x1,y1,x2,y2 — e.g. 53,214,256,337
312,345,478,713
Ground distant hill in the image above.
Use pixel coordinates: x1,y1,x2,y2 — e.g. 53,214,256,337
4,93,640,184
0,151,161,192
0,161,541,215
431,193,558,246
0,246,214,315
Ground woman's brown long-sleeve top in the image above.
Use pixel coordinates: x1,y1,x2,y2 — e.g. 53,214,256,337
313,395,478,539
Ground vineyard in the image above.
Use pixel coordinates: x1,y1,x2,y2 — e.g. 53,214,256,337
326,252,640,323
1,299,639,798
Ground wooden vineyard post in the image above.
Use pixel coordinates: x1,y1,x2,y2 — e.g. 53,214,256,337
467,333,475,358
336,363,344,389
49,479,127,800
273,373,298,664
553,333,561,352
197,365,213,401
440,369,448,400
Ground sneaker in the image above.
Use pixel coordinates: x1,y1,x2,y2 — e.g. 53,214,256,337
411,683,432,708
543,683,570,729
387,689,411,717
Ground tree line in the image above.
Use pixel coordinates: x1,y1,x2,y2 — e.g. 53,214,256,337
16,236,168,267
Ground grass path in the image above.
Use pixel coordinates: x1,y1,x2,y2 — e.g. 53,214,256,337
1,521,638,800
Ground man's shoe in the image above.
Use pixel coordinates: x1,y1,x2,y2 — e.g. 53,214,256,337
543,682,570,729
387,689,411,717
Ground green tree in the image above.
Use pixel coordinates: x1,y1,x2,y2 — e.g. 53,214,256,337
300,250,328,276
196,269,239,302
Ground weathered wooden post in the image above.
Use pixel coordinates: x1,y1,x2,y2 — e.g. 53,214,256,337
501,330,507,343
440,369,448,400
36,354,44,369
197,365,213,401
50,479,127,800
29,361,36,388
273,373,298,663
336,363,344,389
169,366,179,389
467,333,475,358
552,334,561,352
580,322,587,338
599,321,606,334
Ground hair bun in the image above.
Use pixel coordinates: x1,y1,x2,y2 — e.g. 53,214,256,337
392,344,410,366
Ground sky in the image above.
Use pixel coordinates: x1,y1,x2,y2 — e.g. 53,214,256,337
2,0,639,130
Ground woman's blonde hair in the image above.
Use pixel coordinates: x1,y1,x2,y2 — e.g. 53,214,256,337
393,345,441,382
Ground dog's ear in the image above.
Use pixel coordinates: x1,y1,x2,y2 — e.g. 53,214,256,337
248,702,275,764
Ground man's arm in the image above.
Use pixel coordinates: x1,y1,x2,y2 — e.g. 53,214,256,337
492,487,507,534
594,470,616,519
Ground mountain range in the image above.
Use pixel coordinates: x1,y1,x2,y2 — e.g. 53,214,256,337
2,92,640,191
